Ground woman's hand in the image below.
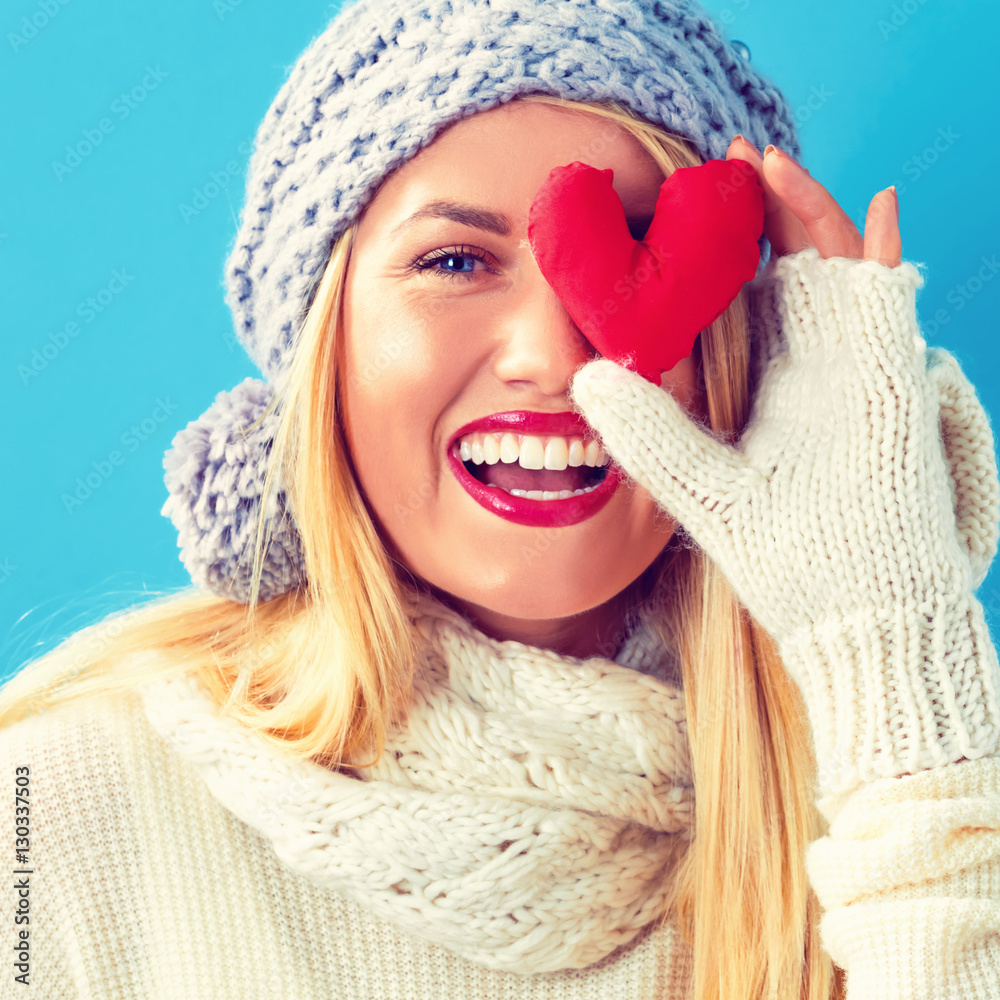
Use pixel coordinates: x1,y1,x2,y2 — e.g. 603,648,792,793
722,136,997,587
570,224,1000,798
725,136,901,269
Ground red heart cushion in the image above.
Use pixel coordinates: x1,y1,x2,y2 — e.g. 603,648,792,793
527,158,765,383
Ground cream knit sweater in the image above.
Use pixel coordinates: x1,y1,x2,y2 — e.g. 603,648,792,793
4,253,1000,998
3,598,1000,998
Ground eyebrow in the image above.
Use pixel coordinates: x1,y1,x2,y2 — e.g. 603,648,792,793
389,200,512,238
388,199,655,241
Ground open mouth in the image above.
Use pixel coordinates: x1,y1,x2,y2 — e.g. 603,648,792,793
447,434,622,526
462,456,609,498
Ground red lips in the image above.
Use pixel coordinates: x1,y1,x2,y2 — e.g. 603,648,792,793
527,158,765,383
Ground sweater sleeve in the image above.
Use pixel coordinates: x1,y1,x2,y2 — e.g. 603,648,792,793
761,261,1000,995
804,754,1000,998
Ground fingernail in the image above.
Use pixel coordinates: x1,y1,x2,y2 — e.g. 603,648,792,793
888,185,899,219
732,134,758,153
764,144,802,168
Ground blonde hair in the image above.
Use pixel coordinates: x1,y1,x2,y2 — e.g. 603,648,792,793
1,93,844,1000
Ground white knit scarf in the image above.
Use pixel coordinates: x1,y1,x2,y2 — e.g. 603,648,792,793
138,590,693,975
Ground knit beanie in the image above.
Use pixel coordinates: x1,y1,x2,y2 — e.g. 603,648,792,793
162,0,802,603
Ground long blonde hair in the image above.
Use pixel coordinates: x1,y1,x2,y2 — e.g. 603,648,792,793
1,93,844,999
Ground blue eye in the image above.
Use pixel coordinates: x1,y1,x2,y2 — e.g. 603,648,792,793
412,245,496,281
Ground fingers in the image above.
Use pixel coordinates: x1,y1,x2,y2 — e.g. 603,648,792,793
862,188,902,269
726,137,812,258
728,136,889,263
760,146,865,260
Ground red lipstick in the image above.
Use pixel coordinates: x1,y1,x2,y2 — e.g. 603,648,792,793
446,410,622,528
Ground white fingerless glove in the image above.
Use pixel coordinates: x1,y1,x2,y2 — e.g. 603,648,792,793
571,246,1000,799
926,346,1000,589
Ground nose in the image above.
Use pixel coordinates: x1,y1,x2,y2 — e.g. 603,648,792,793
492,268,600,396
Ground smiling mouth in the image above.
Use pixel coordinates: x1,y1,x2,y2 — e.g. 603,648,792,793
462,457,608,496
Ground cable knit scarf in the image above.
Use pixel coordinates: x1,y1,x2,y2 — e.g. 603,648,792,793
138,590,693,975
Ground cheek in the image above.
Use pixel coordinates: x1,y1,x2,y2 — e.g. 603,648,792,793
340,294,472,501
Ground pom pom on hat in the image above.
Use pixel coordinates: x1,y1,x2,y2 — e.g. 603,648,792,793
161,378,305,603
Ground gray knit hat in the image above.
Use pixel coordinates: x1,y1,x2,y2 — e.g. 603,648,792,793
162,0,802,603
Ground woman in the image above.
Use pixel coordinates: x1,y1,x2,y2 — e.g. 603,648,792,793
3,0,1000,997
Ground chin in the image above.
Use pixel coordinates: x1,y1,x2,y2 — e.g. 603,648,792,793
463,587,615,622
387,510,676,624
422,547,654,621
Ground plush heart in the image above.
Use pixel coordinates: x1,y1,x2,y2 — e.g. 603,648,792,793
527,158,765,383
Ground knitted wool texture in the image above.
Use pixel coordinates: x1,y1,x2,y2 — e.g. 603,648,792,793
161,0,804,603
8,587,1000,996
138,589,691,974
571,247,1000,800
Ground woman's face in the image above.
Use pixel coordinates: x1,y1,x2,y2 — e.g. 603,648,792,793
341,99,704,653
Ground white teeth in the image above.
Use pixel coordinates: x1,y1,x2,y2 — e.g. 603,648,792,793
543,437,569,471
518,436,545,470
482,433,501,465
457,432,609,470
493,483,602,499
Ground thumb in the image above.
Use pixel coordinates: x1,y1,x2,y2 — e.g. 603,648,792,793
570,358,756,540
927,347,1000,589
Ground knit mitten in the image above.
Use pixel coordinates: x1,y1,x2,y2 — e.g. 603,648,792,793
571,246,1000,799
925,346,1000,590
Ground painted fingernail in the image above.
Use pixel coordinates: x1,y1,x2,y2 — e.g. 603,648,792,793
732,134,759,153
765,144,802,168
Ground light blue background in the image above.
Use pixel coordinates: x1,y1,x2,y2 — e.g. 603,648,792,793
2,0,998,680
